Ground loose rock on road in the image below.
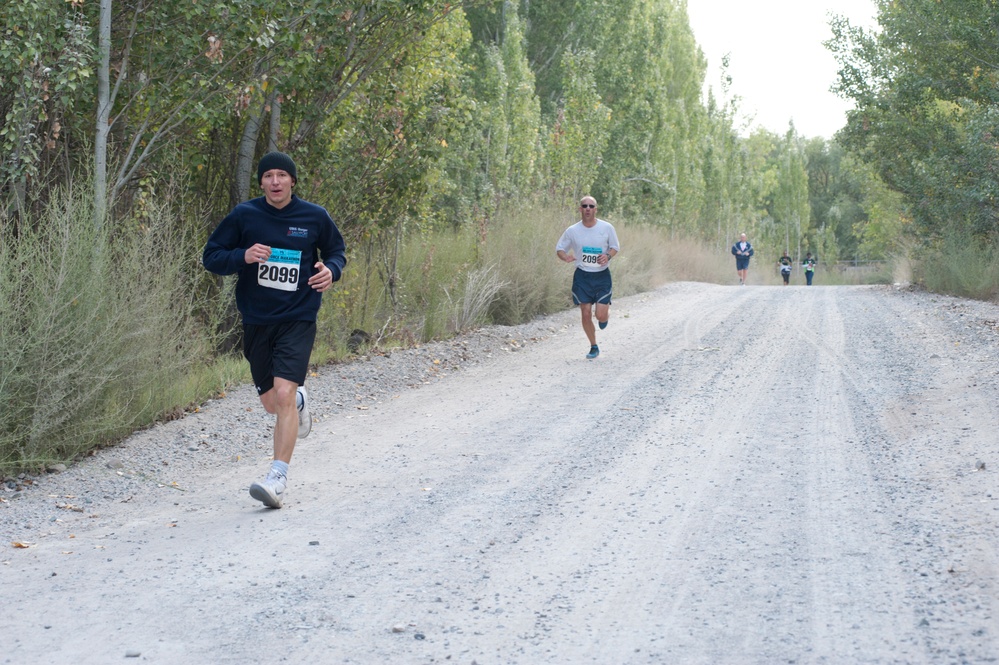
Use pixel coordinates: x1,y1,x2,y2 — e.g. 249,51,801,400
2,282,997,664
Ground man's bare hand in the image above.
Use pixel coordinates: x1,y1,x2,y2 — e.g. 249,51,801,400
309,262,333,292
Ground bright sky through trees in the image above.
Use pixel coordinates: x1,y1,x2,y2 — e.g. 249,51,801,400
687,0,877,139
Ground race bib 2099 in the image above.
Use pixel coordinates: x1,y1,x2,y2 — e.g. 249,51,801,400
257,248,302,291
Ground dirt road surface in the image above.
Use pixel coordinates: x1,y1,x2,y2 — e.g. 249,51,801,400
2,283,998,664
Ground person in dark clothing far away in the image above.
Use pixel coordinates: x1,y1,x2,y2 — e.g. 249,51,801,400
779,250,793,286
731,233,754,285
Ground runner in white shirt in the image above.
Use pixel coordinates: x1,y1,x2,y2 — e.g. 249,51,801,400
555,196,620,359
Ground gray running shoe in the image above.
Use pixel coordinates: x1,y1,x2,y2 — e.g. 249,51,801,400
297,386,312,439
249,471,286,509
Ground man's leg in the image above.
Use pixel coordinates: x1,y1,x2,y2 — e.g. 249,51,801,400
595,302,610,328
580,303,596,346
249,378,299,508
259,377,300,463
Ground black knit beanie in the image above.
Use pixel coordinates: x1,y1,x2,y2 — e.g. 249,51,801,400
257,151,297,183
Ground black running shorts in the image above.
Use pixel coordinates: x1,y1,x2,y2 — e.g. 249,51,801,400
242,320,317,395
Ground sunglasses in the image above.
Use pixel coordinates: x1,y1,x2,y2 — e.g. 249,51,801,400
580,204,596,209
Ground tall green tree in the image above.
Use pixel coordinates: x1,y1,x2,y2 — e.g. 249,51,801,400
1,0,94,216
828,0,999,241
770,125,810,259
542,48,611,204
591,0,707,225
3,0,464,220
437,1,541,223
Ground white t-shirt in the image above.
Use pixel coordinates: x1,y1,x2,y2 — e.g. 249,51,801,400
556,219,621,272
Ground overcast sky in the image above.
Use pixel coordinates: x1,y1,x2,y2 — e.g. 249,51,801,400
686,0,878,139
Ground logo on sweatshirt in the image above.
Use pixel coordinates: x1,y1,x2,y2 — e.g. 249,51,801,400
287,226,308,238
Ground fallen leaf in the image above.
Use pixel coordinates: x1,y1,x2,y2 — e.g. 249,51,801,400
12,542,34,549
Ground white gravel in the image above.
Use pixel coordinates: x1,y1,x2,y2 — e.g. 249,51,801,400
1,282,998,664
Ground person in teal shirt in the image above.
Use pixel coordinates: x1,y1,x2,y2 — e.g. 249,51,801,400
802,252,817,286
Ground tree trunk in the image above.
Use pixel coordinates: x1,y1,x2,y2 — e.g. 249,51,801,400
233,100,267,205
94,0,112,230
267,90,281,152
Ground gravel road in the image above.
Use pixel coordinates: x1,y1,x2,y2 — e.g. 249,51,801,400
2,282,998,664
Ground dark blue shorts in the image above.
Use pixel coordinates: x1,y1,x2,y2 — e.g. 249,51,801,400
735,257,751,270
243,320,317,395
572,268,612,306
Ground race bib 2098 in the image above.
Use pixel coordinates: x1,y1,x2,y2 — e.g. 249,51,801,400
581,246,603,266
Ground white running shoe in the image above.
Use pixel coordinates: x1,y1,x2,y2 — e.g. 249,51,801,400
297,386,312,439
249,471,286,509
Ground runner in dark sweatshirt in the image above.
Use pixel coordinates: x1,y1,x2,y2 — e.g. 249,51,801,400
203,151,346,508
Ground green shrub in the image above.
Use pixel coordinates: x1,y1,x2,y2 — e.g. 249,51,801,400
918,231,999,301
0,185,216,471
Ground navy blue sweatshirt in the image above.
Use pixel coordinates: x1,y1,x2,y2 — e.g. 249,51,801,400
202,195,347,325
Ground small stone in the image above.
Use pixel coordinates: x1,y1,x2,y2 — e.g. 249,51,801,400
125,651,141,658
107,459,124,470
414,633,426,640
309,541,319,546
47,464,67,473
392,624,406,633
976,460,986,471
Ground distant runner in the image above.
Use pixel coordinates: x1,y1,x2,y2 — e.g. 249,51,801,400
779,250,793,286
203,152,347,509
803,252,817,286
732,233,754,285
556,196,620,359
